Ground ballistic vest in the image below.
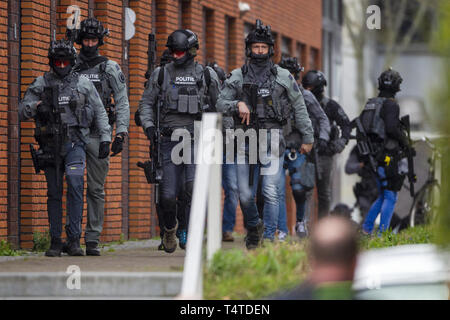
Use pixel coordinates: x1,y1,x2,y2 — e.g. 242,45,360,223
75,57,114,123
240,64,290,129
35,72,93,146
359,97,387,143
161,62,210,116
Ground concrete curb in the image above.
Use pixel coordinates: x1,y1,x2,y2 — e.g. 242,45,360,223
0,239,162,263
0,271,183,299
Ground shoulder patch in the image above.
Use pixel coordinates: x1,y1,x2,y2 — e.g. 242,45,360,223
289,74,294,81
118,72,126,83
293,82,300,92
115,64,120,71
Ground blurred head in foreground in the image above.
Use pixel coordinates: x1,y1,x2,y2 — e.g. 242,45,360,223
308,216,359,284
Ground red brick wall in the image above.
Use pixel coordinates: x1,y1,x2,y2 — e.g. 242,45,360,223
1,0,322,248
0,1,8,241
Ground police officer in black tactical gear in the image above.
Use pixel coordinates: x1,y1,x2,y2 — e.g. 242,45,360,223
71,17,130,256
360,68,411,235
19,39,111,257
302,70,351,219
278,57,330,238
138,29,221,253
152,48,188,252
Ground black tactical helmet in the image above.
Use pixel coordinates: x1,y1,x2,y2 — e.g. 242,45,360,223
207,61,226,82
245,19,275,57
166,29,199,52
75,18,109,46
378,68,403,93
48,39,77,61
166,29,199,66
279,57,304,80
301,70,327,90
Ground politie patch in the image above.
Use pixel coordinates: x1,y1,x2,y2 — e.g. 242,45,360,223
118,72,126,83
293,82,300,92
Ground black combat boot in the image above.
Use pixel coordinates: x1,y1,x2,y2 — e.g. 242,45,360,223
45,238,63,257
86,242,101,256
66,237,85,256
246,220,264,250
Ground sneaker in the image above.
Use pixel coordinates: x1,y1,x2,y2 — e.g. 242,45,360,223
222,231,234,242
162,222,178,253
278,231,288,242
45,238,63,257
85,242,101,256
176,229,187,250
295,221,308,238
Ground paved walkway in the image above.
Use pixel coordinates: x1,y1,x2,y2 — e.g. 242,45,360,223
0,236,246,273
0,235,247,299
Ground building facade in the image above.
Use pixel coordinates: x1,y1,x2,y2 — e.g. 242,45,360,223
0,0,322,249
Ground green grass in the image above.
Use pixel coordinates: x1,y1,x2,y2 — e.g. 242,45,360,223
204,240,309,300
0,240,24,256
32,230,50,252
203,225,435,300
360,225,434,250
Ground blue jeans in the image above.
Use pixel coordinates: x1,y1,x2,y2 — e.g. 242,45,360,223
277,167,288,234
222,155,239,233
236,140,284,240
362,167,398,235
45,142,86,239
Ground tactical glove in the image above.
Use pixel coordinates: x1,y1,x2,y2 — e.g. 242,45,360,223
330,138,347,154
111,134,125,157
316,139,329,153
146,127,156,144
98,141,111,159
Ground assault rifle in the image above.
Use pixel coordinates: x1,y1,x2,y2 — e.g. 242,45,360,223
353,117,378,174
242,83,259,187
137,34,162,204
400,115,417,197
30,86,64,190
135,33,157,127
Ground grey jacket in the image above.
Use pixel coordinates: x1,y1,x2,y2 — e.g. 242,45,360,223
216,65,314,144
19,71,111,143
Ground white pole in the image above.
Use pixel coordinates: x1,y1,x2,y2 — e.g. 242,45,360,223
207,115,223,263
179,113,220,300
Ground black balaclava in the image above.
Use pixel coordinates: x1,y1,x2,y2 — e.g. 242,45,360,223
248,51,272,84
52,63,73,78
311,86,325,101
173,48,196,68
80,37,99,60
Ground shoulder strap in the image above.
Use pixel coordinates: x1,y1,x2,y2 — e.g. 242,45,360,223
204,67,211,87
157,66,165,87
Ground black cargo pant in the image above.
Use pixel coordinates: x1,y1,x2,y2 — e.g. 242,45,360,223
159,136,195,230
316,154,334,219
